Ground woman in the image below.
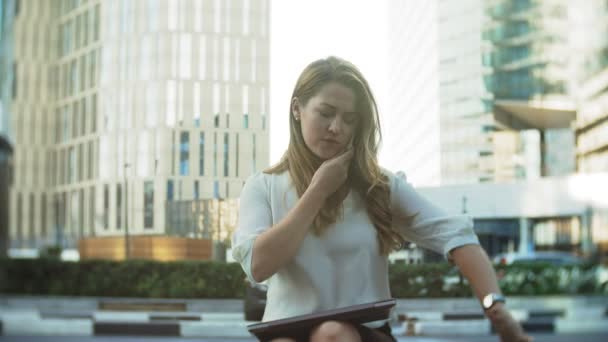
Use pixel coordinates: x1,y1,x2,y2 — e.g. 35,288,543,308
232,56,531,342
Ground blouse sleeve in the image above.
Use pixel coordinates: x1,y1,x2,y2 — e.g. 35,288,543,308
388,171,480,259
231,172,272,284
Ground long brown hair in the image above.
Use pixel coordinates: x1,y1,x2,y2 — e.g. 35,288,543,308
266,56,408,255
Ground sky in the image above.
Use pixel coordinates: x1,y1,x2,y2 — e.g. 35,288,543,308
269,0,388,164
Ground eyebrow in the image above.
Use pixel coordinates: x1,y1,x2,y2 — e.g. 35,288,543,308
318,102,358,115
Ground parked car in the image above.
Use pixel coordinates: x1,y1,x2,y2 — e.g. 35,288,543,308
244,278,267,321
492,251,584,266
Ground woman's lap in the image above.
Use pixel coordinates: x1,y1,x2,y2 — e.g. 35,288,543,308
265,322,396,342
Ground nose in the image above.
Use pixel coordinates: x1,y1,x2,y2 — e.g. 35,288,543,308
328,117,344,135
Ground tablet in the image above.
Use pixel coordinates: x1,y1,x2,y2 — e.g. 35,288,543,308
247,298,396,341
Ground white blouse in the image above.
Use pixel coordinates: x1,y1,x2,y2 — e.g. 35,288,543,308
231,169,479,327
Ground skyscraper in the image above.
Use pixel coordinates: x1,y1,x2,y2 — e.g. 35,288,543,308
6,0,270,250
385,0,606,186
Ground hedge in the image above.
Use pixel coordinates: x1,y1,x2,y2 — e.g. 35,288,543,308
1,258,606,298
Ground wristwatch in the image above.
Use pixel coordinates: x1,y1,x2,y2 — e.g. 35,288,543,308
482,293,506,310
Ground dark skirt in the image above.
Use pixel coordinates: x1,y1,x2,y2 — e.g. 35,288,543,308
261,322,397,342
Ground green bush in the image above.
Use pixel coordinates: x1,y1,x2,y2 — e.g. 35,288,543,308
0,258,246,298
0,258,605,298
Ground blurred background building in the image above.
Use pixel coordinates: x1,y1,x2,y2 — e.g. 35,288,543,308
1,0,270,259
1,0,606,263
386,0,608,261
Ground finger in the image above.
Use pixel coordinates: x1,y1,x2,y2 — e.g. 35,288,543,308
337,148,354,164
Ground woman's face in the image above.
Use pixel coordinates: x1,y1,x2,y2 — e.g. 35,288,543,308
293,82,358,160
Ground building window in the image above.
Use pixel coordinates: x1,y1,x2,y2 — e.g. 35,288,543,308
88,141,94,180
89,186,95,234
94,4,100,41
199,35,207,80
213,180,220,199
91,94,97,133
117,184,122,229
214,132,218,176
194,180,199,200
29,193,35,246
17,193,22,247
144,181,154,229
194,82,201,127
167,179,174,201
236,133,239,177
103,185,109,229
224,133,229,177
214,0,221,33
243,0,250,35
199,132,205,176
252,133,256,172
243,114,249,129
179,131,189,176
41,193,47,238
179,34,192,79
89,50,97,88
12,63,17,99
68,147,76,184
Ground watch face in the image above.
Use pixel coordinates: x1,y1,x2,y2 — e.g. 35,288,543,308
483,294,493,308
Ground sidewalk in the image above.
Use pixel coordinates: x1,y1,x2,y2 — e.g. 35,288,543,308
1,295,607,338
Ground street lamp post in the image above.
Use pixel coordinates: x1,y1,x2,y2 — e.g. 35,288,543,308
124,163,130,260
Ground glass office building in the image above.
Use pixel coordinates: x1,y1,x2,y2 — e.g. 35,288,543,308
6,0,270,250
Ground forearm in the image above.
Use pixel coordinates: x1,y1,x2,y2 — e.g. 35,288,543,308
250,187,326,282
451,244,501,302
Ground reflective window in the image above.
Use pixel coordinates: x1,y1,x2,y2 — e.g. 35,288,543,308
179,131,189,176
236,133,239,177
194,82,201,127
251,40,256,82
252,133,256,172
68,146,76,184
214,132,217,176
117,183,122,229
243,0,250,35
235,39,240,81
224,132,229,177
103,184,109,229
199,35,207,79
180,34,191,79
199,132,205,176
168,0,178,31
214,0,221,33
223,37,230,81
146,84,157,127
166,80,176,126
194,0,203,32
194,180,200,200
144,181,154,228
40,193,47,237
93,4,99,41
213,38,219,80
167,179,174,201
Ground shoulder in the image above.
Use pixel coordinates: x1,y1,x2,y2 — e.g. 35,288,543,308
379,167,407,189
242,170,290,195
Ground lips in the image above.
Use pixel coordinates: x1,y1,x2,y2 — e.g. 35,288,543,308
321,139,340,145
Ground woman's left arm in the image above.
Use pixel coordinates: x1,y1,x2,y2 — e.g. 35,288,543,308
451,244,533,342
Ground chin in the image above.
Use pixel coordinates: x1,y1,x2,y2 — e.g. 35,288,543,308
314,149,339,160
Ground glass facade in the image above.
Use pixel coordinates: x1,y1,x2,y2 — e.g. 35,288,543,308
7,0,269,250
179,131,189,176
143,180,154,229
